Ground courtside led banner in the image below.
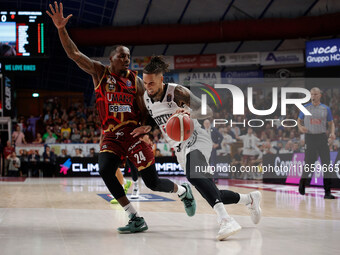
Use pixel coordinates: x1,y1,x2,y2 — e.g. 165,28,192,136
306,38,340,67
262,152,340,188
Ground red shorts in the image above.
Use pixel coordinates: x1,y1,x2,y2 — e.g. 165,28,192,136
100,125,155,171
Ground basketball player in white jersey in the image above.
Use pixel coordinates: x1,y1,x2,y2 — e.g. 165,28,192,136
132,56,262,241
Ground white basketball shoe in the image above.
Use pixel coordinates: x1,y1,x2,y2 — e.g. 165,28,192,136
217,217,242,241
248,191,262,224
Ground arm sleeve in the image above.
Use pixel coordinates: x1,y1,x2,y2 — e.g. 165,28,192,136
298,110,305,120
327,107,333,122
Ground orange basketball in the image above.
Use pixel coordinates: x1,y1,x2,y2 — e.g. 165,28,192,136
166,113,194,142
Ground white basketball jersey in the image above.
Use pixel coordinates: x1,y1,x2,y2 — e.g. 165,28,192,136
144,83,212,170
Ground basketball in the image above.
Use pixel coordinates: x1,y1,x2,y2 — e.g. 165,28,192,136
166,113,194,142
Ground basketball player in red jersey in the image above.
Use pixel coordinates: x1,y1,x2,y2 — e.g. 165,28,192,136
47,2,196,234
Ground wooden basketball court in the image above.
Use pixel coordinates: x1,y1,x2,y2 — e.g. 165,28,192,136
0,177,339,255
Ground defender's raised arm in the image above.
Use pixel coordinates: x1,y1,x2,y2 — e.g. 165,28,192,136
46,2,103,83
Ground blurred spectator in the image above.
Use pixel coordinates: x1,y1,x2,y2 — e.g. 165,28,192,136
75,148,84,157
81,130,90,143
32,133,43,144
273,142,284,154
7,152,20,177
61,122,71,141
44,110,51,122
52,108,60,120
92,136,100,144
226,125,237,139
293,143,301,153
4,140,15,176
262,140,275,155
42,127,57,142
60,149,70,158
27,115,40,138
217,127,234,156
43,146,56,163
155,149,163,157
281,141,294,153
71,129,81,143
28,150,40,177
87,148,97,157
60,122,71,140
19,149,29,176
17,116,27,133
203,119,223,167
12,125,27,146
45,130,57,144
237,127,261,179
43,146,56,177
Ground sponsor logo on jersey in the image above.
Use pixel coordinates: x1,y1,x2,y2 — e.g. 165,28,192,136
310,118,321,125
128,140,142,152
106,92,133,104
106,75,116,90
126,80,132,87
109,105,131,113
154,113,173,126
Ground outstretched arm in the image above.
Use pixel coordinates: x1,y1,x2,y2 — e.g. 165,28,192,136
174,85,213,119
46,2,104,83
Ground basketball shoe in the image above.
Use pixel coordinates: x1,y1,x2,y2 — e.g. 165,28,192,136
217,217,242,241
117,213,148,234
247,191,262,224
178,183,196,217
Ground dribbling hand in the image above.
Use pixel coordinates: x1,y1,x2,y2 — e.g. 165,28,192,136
174,108,190,116
46,2,73,29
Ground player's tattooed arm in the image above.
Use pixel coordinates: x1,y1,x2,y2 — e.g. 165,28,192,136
47,2,104,84
174,85,213,119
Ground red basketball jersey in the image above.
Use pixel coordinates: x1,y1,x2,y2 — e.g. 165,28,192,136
95,67,140,132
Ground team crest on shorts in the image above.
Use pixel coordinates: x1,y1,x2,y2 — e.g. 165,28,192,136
126,80,132,87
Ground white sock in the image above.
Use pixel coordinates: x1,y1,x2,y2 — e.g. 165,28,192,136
213,202,230,224
238,193,252,205
123,203,140,218
133,181,138,189
176,184,186,196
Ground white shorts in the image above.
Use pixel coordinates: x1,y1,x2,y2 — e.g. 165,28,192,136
175,127,212,173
